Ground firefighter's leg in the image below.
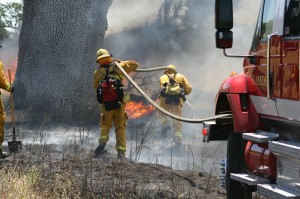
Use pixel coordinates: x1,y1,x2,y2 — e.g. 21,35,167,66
0,99,5,157
159,97,171,138
169,104,183,153
95,105,113,156
170,104,182,143
114,104,127,157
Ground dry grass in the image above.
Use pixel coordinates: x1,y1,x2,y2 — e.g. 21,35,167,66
0,115,228,199
0,146,226,199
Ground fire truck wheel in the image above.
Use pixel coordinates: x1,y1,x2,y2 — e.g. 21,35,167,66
226,131,252,199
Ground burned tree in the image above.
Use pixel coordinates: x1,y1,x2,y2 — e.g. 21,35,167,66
14,0,112,123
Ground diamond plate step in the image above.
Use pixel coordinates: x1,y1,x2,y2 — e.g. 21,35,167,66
243,131,279,143
230,173,270,186
257,184,300,199
269,141,300,159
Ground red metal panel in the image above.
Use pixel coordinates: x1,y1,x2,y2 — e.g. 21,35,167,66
227,93,259,132
245,141,277,180
218,74,247,93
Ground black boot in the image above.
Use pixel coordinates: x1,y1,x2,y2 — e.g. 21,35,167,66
174,141,182,150
161,125,171,138
117,152,125,161
0,150,8,159
94,141,106,157
173,141,184,156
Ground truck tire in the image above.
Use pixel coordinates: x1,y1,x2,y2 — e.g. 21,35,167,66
226,131,252,199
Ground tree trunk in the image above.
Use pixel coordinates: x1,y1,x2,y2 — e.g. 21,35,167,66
14,0,112,123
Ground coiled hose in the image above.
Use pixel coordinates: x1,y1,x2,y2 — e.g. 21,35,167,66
115,62,231,123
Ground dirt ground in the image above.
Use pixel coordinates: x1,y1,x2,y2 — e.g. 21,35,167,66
0,120,229,198
87,156,227,199
0,142,226,199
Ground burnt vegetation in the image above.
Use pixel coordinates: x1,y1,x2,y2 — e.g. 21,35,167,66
1,118,227,199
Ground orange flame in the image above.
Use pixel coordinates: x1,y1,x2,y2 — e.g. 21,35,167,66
126,101,155,119
3,58,17,83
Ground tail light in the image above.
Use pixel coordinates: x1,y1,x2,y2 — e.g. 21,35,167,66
202,127,208,142
202,128,208,136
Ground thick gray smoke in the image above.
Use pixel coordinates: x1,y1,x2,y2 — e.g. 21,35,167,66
0,29,19,73
0,0,261,170
102,0,261,168
106,0,164,35
0,30,19,103
104,0,260,117
0,0,261,112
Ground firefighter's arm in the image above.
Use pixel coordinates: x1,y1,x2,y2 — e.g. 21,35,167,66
182,76,192,95
0,61,13,92
122,60,139,73
93,71,98,90
159,75,169,87
93,70,101,90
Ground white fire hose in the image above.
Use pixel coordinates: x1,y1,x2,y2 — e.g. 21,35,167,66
135,66,170,72
115,62,231,123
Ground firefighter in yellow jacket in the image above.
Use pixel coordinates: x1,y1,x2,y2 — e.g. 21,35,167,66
93,48,138,159
0,57,14,158
159,64,192,149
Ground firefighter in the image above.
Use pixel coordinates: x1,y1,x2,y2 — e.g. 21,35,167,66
159,64,192,150
0,45,14,158
93,48,138,160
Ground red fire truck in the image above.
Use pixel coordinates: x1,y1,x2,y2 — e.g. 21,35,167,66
202,0,300,198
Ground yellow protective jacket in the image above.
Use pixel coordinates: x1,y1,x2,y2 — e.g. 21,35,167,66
0,61,13,92
159,73,192,95
93,60,138,90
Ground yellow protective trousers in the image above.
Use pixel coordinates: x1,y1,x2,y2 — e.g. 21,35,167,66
159,97,182,142
0,96,5,147
99,103,127,154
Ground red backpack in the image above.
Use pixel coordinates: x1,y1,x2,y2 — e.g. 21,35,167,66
96,63,124,110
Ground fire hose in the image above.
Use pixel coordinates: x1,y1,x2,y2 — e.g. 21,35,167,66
115,62,231,123
135,66,171,72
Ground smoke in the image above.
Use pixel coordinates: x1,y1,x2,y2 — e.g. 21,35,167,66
235,0,262,26
0,30,19,73
102,0,261,167
0,30,19,102
104,0,260,112
106,0,164,35
0,0,262,169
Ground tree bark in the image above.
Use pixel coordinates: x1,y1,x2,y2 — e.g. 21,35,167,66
14,0,112,123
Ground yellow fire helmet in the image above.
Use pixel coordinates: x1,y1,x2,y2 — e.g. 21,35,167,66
164,64,177,74
96,48,110,63
229,71,238,77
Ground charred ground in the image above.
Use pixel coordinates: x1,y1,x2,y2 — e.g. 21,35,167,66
0,144,226,199
0,121,227,199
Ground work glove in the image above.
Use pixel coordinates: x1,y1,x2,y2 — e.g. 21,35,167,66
122,92,130,103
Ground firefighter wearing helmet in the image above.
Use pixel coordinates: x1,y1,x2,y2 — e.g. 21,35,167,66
159,64,192,151
0,45,14,158
93,48,138,160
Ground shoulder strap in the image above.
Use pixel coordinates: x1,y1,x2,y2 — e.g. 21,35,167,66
99,65,108,80
101,63,123,85
167,74,172,81
110,62,123,81
100,63,117,78
167,74,177,83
